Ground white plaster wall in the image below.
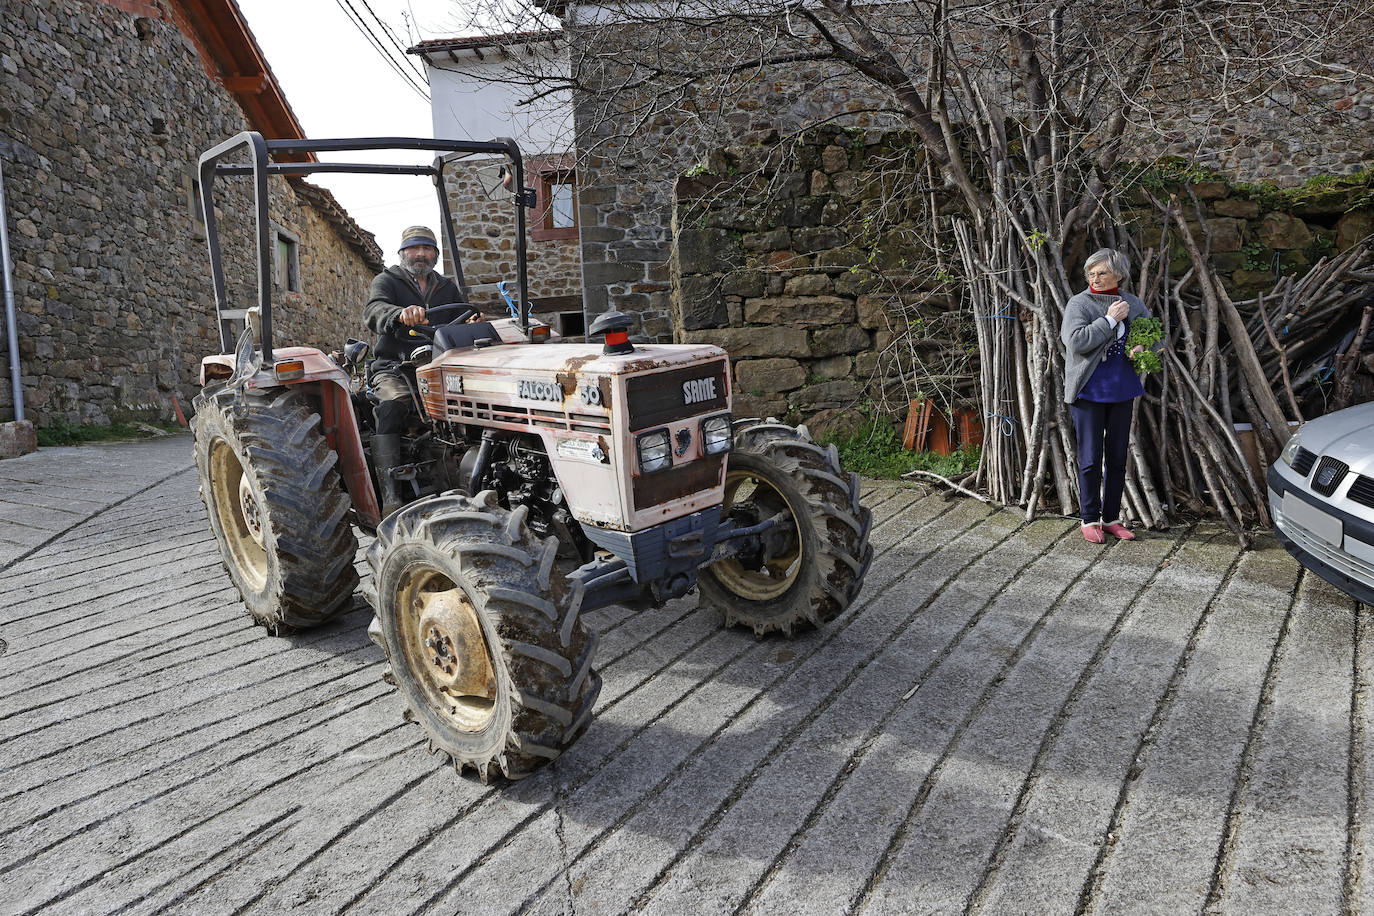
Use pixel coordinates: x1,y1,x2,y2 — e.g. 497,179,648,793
425,47,574,155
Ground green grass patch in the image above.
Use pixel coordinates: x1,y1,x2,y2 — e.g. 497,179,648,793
818,415,981,480
36,420,184,448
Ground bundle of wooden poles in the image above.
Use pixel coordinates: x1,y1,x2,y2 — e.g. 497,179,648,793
1117,206,1374,542
940,197,1374,545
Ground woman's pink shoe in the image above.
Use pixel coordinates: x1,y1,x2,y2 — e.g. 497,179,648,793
1103,522,1136,541
1081,524,1106,544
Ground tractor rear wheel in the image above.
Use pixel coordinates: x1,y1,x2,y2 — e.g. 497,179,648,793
699,421,873,636
193,385,360,632
365,490,601,781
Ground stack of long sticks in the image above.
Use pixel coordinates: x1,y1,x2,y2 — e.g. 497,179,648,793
1226,238,1374,417
1108,217,1374,542
948,190,1374,544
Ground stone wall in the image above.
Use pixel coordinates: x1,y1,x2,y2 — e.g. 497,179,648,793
0,0,382,427
1124,175,1374,298
441,156,582,320
672,129,952,431
569,16,1374,340
673,129,1374,431
571,27,906,343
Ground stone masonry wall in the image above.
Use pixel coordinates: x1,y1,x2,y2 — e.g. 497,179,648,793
674,129,1374,431
442,157,582,317
673,130,950,431
570,17,1374,341
0,0,382,427
573,53,902,343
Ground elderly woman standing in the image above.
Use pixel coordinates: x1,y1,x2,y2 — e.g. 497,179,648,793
1061,248,1152,543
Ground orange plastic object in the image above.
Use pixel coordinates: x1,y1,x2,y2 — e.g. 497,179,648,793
902,399,952,455
953,407,983,450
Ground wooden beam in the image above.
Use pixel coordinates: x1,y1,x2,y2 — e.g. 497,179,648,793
223,74,267,94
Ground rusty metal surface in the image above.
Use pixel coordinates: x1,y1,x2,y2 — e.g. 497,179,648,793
632,455,725,509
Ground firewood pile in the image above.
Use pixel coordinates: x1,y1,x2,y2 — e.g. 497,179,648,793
939,192,1374,547
1112,203,1374,543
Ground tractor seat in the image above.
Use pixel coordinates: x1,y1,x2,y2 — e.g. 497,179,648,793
434,321,500,351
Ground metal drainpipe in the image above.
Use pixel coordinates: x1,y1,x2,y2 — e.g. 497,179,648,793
0,161,22,422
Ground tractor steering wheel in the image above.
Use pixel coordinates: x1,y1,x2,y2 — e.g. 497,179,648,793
405,303,477,342
425,303,477,326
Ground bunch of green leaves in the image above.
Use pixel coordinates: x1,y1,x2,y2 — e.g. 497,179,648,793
1126,317,1164,373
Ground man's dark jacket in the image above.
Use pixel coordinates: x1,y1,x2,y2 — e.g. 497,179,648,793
364,265,465,361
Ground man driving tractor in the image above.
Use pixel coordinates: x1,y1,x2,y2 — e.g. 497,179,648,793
363,225,469,514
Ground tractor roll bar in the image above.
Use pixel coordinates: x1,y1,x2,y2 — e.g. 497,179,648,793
197,132,533,363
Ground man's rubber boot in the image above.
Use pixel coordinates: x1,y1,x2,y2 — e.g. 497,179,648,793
372,434,406,517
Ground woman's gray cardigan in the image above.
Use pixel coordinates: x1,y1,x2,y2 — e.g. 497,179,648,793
1060,289,1151,404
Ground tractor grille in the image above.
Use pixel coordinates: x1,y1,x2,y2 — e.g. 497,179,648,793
626,361,728,431
1311,456,1350,497
1291,447,1318,477
446,397,611,435
633,455,724,509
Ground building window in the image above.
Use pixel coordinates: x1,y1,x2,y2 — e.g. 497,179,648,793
532,156,578,242
273,226,300,293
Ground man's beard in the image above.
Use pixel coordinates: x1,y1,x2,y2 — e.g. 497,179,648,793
402,252,435,276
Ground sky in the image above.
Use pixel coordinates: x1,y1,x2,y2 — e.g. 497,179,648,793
233,0,473,264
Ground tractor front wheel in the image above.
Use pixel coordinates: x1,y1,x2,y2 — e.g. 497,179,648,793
365,491,601,781
700,422,873,636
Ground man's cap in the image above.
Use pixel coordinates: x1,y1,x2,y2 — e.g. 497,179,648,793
399,226,439,252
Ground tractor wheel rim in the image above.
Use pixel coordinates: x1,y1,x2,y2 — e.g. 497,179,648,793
238,474,266,548
713,469,802,601
209,439,268,590
398,566,498,733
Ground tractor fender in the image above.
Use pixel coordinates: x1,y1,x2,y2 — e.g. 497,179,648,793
200,354,235,385
202,347,381,527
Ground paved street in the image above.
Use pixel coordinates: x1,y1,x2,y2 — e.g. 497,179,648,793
0,433,1366,915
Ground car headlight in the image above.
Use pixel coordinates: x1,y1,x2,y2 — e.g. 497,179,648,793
637,429,672,473
1279,427,1304,466
701,414,732,455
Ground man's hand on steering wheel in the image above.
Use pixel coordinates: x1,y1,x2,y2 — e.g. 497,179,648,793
397,305,428,327
404,302,479,341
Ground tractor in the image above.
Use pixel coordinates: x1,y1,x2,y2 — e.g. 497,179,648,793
191,133,873,781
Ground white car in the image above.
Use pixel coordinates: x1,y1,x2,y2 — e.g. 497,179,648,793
1269,401,1374,604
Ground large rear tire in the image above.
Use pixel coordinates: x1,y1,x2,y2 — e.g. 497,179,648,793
699,422,873,636
365,490,601,782
192,385,360,633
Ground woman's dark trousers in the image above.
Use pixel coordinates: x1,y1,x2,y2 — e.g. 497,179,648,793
1071,398,1133,524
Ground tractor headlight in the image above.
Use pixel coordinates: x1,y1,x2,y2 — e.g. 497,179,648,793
637,429,672,474
1280,427,1304,466
701,414,733,455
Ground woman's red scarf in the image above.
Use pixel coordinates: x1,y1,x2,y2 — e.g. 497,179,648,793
1090,284,1119,294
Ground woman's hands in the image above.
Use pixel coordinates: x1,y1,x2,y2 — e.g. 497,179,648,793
1107,300,1129,323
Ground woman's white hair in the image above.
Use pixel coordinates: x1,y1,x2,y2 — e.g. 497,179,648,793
1084,248,1130,286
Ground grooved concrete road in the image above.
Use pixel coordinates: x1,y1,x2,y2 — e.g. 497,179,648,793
0,434,1366,915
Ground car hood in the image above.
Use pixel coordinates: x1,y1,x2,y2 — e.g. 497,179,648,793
1295,401,1374,473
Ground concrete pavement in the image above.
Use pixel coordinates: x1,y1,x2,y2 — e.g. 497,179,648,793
0,433,1365,915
